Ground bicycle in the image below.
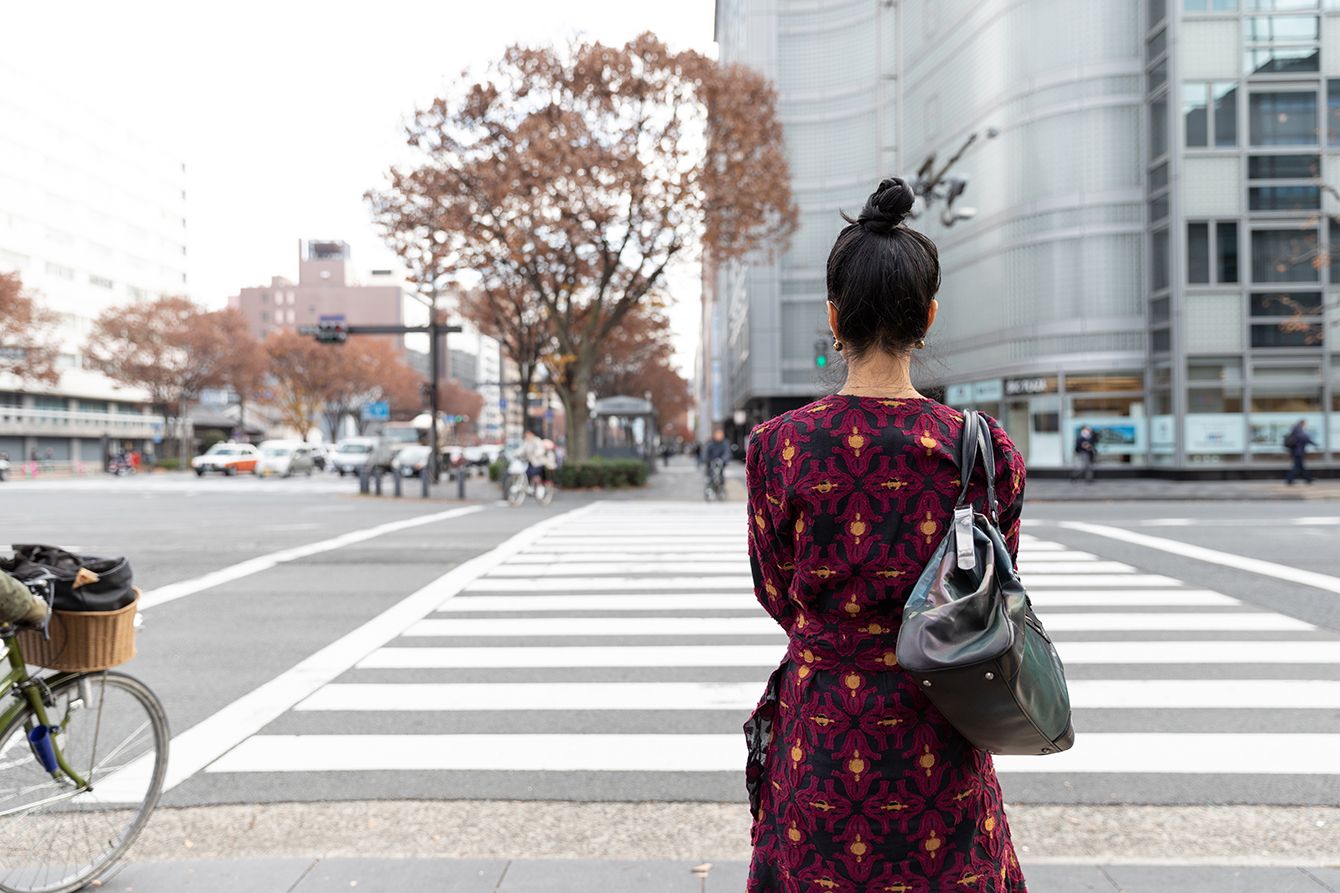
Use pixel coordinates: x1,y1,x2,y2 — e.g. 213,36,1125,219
703,458,726,502
0,578,169,893
505,459,554,507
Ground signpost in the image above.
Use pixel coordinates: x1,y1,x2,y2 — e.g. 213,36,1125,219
360,401,390,422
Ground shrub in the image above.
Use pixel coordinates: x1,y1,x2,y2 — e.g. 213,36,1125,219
553,458,648,489
488,456,508,482
154,457,182,471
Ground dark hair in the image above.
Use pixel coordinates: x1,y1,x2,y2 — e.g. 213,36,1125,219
826,177,942,358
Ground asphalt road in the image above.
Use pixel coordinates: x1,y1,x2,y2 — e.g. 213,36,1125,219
1,466,1338,813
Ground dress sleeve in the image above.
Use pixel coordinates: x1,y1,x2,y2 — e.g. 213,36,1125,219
988,418,1028,565
746,425,798,633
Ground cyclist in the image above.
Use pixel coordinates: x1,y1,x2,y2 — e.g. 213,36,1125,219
517,428,557,493
704,428,730,499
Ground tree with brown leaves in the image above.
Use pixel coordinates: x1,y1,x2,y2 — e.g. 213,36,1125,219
261,330,339,442
0,273,59,384
87,296,239,465
212,308,267,436
368,32,795,458
318,338,427,436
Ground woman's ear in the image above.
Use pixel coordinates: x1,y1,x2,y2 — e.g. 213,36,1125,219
827,301,840,341
925,298,939,335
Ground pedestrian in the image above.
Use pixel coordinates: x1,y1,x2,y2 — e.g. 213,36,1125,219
744,178,1027,892
1285,418,1316,485
1071,424,1097,483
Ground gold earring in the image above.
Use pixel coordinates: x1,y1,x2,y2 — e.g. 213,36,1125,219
833,339,844,352
914,339,926,350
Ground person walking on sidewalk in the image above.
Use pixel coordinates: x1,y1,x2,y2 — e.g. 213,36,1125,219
1285,418,1317,485
744,178,1028,893
1071,424,1097,484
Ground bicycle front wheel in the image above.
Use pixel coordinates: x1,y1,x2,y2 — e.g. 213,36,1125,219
506,475,527,507
0,671,169,893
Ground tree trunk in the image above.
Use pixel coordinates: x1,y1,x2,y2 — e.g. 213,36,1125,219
557,363,592,460
517,361,536,438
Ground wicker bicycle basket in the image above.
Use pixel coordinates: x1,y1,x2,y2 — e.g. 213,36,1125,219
16,593,138,672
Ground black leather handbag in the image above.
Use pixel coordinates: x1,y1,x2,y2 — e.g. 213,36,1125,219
895,410,1075,756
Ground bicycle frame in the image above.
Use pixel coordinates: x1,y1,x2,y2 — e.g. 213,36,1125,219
0,630,90,788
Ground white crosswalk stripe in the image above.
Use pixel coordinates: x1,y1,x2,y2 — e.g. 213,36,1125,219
202,501,1340,800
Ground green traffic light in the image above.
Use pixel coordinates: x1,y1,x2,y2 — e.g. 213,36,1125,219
815,355,827,368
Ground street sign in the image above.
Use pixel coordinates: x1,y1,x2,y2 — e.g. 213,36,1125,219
318,314,346,325
499,397,508,410
361,401,390,421
545,408,555,421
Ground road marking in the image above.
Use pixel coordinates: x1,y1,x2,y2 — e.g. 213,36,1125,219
207,733,741,774
1021,589,1239,606
1061,522,1340,597
485,562,746,576
439,590,1240,611
403,612,1309,637
1013,551,1099,562
139,505,484,610
205,732,1340,775
1017,561,1134,574
994,733,1340,775
1023,574,1182,588
438,593,762,612
506,551,746,563
90,503,597,802
294,678,1340,713
465,576,756,592
404,616,786,637
356,638,1340,669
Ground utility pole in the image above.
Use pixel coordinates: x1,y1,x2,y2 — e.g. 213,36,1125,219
428,296,442,483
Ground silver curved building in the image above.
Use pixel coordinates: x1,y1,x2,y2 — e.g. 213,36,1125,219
705,0,1340,475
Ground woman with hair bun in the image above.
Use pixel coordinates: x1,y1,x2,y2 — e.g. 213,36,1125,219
744,178,1028,892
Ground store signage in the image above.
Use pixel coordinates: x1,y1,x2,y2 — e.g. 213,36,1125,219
1004,376,1057,396
972,379,1004,402
946,384,973,404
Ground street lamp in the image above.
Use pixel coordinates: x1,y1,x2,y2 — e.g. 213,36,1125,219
903,127,999,228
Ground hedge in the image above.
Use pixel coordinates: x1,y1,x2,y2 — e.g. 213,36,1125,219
553,458,647,489
488,456,508,482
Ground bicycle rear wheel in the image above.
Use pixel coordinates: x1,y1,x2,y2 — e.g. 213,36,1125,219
0,671,168,893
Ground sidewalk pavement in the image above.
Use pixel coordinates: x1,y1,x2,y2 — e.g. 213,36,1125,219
94,858,1340,892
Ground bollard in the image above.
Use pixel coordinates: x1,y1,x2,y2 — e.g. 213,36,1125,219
373,470,383,496
421,468,430,499
393,471,402,497
457,464,466,500
359,464,370,494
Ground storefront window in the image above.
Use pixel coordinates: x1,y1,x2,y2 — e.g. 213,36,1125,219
1065,374,1146,393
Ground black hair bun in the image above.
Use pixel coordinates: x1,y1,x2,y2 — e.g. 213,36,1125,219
857,177,915,234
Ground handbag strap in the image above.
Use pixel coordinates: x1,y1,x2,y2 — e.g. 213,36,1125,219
954,411,1001,523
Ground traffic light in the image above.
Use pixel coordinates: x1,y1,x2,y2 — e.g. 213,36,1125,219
814,339,829,369
314,320,347,344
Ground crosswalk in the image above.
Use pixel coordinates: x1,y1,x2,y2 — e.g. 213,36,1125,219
200,502,1340,804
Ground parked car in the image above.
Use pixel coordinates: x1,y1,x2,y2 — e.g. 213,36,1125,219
308,443,330,471
391,445,433,478
191,442,259,476
330,437,377,476
0,455,8,482
461,444,503,467
257,441,317,478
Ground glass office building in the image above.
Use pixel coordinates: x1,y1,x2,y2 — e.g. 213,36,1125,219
708,0,1340,474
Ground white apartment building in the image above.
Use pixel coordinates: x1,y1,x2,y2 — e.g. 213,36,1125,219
0,61,188,465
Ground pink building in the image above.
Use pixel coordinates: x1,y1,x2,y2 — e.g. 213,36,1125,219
228,240,415,341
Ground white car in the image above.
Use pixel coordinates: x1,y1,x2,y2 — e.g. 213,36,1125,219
257,441,316,478
331,437,377,476
191,443,259,476
0,455,8,482
391,444,433,477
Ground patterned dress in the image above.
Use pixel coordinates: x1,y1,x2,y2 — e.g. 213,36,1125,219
745,395,1029,893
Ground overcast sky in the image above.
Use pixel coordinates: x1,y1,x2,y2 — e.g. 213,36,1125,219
8,1,716,370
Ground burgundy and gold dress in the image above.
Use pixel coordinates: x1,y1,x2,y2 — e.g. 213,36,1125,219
744,395,1029,893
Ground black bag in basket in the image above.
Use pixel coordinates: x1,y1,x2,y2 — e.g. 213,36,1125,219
2,544,136,612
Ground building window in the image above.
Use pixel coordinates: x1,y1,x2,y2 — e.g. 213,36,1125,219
1249,91,1319,144
1150,162,1169,191
1151,194,1171,222
1249,290,1324,346
1218,222,1240,282
1151,296,1171,323
88,274,113,289
1187,0,1240,8
1251,228,1319,281
1248,0,1319,8
1244,14,1321,75
1249,185,1321,210
1327,79,1340,145
259,293,268,304
1188,223,1211,282
1152,228,1171,291
1184,82,1239,146
1153,329,1172,352
1247,153,1320,177
1328,217,1340,281
1151,97,1169,158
